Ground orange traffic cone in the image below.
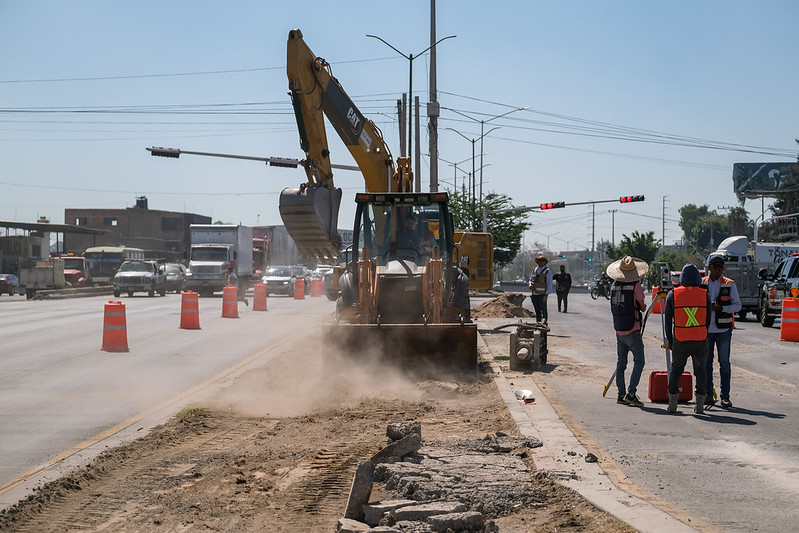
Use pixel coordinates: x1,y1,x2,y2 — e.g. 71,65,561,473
222,285,239,318
252,282,268,311
102,300,129,352
180,291,201,329
294,278,305,300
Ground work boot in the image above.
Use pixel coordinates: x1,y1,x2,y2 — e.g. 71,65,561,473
694,395,706,414
667,393,678,413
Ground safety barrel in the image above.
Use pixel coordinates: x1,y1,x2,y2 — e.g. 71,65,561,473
253,282,268,311
102,300,129,352
310,277,323,297
222,285,239,318
294,278,305,300
180,291,201,329
779,294,799,342
650,287,663,314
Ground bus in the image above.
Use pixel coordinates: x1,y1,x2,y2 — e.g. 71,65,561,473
83,246,145,285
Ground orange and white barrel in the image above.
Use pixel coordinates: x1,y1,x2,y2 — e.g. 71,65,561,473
102,300,129,352
294,278,305,300
253,282,268,311
180,291,201,329
779,294,799,342
222,285,239,318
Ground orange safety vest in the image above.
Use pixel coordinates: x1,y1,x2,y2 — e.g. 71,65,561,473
701,275,734,329
673,285,708,342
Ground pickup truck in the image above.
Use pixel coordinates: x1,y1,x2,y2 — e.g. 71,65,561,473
113,259,167,297
758,253,799,327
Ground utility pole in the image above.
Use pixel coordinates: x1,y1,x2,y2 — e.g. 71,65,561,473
428,0,439,192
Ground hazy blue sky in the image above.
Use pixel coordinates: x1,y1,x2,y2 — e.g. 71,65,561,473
1,1,796,256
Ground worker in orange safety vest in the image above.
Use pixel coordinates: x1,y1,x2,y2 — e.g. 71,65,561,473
663,263,711,414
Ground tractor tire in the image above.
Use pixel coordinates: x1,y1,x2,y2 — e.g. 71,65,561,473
760,297,775,328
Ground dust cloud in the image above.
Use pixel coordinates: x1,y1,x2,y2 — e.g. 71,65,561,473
205,333,425,418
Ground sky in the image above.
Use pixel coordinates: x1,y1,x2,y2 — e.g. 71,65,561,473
1,1,797,256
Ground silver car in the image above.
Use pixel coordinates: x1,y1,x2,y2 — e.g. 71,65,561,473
261,265,294,296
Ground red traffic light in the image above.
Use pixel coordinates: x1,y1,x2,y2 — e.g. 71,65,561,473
620,195,645,203
540,201,565,210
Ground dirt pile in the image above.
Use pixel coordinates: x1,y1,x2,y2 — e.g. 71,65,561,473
472,293,534,319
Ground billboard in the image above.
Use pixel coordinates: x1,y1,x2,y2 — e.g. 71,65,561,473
733,162,797,199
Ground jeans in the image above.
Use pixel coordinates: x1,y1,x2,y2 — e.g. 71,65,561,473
616,330,645,397
706,329,732,400
670,339,708,396
531,293,548,322
556,289,569,312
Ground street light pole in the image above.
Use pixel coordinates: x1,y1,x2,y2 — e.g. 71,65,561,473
448,107,528,203
366,33,455,185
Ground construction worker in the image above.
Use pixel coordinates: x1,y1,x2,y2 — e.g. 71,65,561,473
702,253,741,409
607,256,649,407
226,266,248,306
553,264,572,313
663,263,711,414
528,255,553,324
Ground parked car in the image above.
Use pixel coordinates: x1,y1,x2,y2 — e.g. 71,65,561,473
758,253,799,327
261,265,295,296
164,263,187,293
0,273,22,296
113,260,167,297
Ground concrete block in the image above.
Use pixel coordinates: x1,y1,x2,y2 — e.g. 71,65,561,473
386,421,421,442
344,460,374,520
336,517,369,532
389,501,467,522
362,499,416,526
371,433,422,464
428,511,485,532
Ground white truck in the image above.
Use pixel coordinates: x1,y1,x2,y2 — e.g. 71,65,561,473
19,257,66,299
709,235,799,321
186,224,253,296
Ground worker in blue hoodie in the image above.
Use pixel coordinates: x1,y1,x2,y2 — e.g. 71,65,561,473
663,263,711,414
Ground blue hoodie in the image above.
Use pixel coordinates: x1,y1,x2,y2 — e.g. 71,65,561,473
663,263,711,345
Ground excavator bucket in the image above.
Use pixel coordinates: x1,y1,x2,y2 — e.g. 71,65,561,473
279,186,343,262
321,322,479,380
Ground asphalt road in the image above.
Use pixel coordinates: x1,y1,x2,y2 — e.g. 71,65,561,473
0,291,336,502
2,289,798,532
477,290,799,533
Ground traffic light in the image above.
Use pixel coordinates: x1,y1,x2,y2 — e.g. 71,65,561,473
147,146,181,158
540,201,566,210
620,195,645,203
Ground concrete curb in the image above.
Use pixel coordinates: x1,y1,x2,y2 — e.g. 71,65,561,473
476,332,698,533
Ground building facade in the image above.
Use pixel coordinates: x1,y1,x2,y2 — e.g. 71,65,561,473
64,197,211,260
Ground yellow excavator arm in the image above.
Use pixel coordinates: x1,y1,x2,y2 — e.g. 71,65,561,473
281,29,415,262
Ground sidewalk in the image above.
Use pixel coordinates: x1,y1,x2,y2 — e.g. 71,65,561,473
476,323,702,533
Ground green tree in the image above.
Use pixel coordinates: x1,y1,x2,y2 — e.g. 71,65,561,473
605,231,661,264
678,204,729,254
448,189,531,269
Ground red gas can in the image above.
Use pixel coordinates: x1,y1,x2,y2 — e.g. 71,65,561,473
648,371,693,403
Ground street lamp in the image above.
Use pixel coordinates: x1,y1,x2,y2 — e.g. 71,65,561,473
439,155,472,194
366,33,456,168
446,126,499,230
447,106,528,202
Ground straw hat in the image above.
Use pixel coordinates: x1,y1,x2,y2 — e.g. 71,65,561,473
535,255,548,264
606,256,649,282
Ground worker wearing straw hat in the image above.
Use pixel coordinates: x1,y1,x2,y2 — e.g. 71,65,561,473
528,255,553,324
607,256,649,407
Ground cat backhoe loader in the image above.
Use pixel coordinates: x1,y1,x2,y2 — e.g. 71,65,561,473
282,29,478,377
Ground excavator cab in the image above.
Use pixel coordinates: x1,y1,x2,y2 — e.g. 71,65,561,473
328,192,477,379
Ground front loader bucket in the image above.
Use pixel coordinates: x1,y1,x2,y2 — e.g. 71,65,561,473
321,322,478,380
279,186,343,262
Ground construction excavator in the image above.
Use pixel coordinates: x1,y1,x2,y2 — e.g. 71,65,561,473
281,29,481,377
